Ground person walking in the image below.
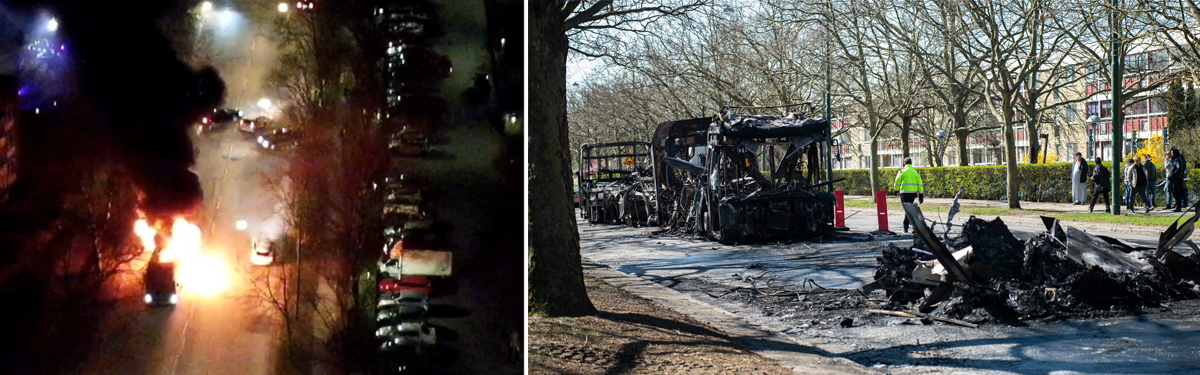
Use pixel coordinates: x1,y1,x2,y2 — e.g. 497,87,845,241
1071,153,1089,205
1131,156,1151,213
1124,158,1135,210
1173,146,1189,209
893,157,924,233
1089,157,1111,213
1168,148,1188,212
1144,154,1158,209
1165,151,1175,209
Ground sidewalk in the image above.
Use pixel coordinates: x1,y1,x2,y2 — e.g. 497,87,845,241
843,194,1192,237
581,259,875,375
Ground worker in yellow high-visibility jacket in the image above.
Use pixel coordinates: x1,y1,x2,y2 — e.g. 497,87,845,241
893,157,924,233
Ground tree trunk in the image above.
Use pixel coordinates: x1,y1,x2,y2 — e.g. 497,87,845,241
954,112,970,166
528,0,595,317
1027,115,1040,164
900,117,911,161
1003,106,1022,209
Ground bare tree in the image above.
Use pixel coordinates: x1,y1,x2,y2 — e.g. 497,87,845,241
530,0,706,317
910,0,1082,208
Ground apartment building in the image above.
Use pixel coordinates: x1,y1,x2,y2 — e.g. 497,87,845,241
832,47,1173,169
0,75,18,202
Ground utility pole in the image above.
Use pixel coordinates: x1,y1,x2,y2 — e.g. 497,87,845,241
1110,0,1124,215
824,0,833,192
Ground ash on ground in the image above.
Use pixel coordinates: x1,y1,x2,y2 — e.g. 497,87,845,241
875,216,1200,324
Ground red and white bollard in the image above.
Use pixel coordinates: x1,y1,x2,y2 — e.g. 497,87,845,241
834,190,846,228
875,190,888,232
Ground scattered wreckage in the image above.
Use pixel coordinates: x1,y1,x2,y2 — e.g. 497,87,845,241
869,201,1200,324
579,103,839,242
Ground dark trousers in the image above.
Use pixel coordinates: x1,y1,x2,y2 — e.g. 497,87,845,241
1172,178,1188,210
1132,186,1150,210
900,192,918,231
1089,187,1111,212
1147,179,1157,206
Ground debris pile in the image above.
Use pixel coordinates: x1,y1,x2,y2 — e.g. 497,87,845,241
874,203,1200,324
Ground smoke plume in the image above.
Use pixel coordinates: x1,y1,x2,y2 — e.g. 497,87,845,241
19,0,225,219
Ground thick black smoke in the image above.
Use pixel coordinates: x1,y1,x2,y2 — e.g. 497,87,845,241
16,0,225,219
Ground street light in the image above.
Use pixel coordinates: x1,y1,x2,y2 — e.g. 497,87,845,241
200,1,213,14
278,2,289,13
216,8,236,27
46,18,58,32
236,220,248,231
257,98,272,110
1088,115,1102,160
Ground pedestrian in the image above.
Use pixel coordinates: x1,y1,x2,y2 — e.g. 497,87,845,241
1124,158,1134,210
1071,153,1089,205
1130,156,1151,213
1144,154,1158,209
893,157,924,233
1173,146,1189,209
1165,152,1175,209
1089,157,1111,213
1168,148,1188,212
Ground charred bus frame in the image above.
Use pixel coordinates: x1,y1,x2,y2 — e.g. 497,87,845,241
577,141,656,226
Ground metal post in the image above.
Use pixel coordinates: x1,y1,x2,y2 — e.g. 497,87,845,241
1110,0,1123,215
824,0,833,192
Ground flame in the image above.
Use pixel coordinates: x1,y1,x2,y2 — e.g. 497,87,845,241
177,252,231,296
161,217,202,263
133,216,231,296
134,219,157,252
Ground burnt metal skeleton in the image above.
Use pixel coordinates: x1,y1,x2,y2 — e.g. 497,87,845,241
650,103,839,242
578,141,656,226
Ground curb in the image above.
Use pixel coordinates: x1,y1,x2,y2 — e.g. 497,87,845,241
582,259,876,375
842,198,1174,238
844,206,1169,238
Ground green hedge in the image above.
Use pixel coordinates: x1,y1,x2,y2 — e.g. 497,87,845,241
831,163,1200,203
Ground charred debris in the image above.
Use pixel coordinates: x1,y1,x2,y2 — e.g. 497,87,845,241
578,103,840,243
870,202,1200,325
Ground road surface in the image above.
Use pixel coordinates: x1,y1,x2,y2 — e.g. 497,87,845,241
577,208,1200,374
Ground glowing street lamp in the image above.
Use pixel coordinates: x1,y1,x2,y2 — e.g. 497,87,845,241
257,98,272,110
236,220,248,231
200,1,214,14
277,3,289,13
216,8,236,27
46,18,58,32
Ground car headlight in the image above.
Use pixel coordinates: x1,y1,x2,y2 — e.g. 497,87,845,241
169,294,179,304
144,294,153,304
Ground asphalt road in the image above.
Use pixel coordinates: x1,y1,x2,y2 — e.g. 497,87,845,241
577,210,1200,374
82,126,282,374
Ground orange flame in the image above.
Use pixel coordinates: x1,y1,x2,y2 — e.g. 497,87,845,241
132,216,231,296
134,219,157,252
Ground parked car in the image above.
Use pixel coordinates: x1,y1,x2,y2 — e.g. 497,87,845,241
379,275,433,295
250,238,274,266
257,128,301,151
377,323,436,350
376,291,429,313
197,108,241,134
238,116,272,134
